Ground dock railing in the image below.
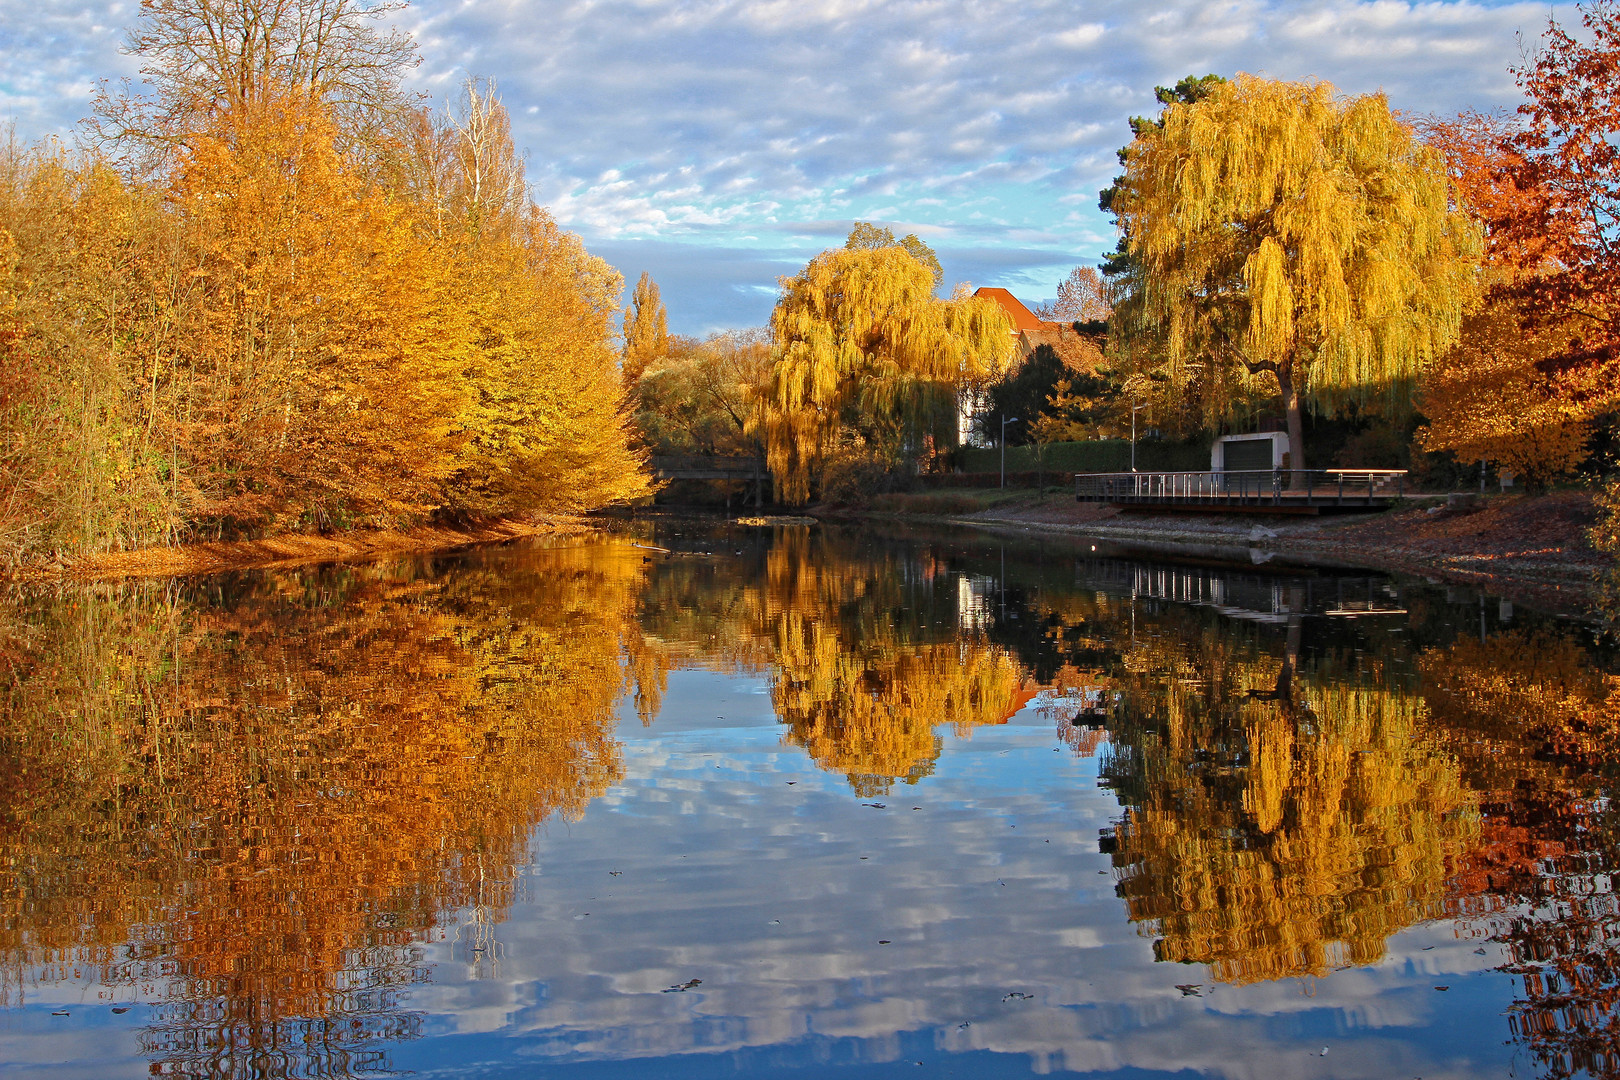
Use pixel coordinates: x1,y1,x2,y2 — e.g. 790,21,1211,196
1075,468,1406,507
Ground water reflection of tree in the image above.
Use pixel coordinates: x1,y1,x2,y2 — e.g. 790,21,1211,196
1095,616,1478,984
985,561,1480,986
0,543,642,1078
635,527,1027,793
772,619,1024,795
1423,628,1620,1080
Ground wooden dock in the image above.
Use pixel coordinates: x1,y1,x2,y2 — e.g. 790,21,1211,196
1075,469,1407,515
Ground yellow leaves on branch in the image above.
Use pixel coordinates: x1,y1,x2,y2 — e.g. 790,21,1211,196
175,94,463,523
761,246,1013,504
1115,74,1480,423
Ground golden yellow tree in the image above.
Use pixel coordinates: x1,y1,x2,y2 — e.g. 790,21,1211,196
172,91,465,528
761,246,1012,503
403,82,654,515
1112,74,1480,474
622,271,669,385
0,142,201,557
1417,288,1591,484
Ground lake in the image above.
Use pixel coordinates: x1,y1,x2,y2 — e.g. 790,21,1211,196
1,520,1616,1079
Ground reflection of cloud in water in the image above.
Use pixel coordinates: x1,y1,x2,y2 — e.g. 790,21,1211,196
398,697,1508,1078
7,529,1611,1079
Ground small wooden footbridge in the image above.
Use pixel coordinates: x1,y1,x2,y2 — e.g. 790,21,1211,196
1075,469,1407,515
650,455,772,505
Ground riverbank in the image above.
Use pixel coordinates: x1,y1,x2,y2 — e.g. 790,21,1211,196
819,488,1611,616
2,515,592,583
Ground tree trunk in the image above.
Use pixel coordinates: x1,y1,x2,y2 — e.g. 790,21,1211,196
1278,361,1306,492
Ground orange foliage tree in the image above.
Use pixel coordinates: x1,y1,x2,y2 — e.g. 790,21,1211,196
1416,287,1592,484
1419,3,1620,487
0,3,650,565
1416,110,1595,483
170,92,465,528
1498,1,1620,384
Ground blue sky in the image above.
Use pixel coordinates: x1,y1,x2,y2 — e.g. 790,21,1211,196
1,0,1573,335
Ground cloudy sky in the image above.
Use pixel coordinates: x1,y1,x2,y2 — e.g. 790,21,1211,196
1,0,1575,334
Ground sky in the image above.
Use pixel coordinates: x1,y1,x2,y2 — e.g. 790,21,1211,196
0,0,1577,335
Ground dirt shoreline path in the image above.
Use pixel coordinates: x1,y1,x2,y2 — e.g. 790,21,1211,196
2,516,593,584
829,490,1611,617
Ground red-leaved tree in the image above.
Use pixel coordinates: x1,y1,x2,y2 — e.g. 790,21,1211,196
1502,0,1620,385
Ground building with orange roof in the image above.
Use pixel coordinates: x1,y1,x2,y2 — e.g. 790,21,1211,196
959,287,1106,446
973,287,1046,334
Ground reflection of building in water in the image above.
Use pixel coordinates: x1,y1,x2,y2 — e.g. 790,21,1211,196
1037,685,1119,721
956,573,997,632
1073,558,1406,624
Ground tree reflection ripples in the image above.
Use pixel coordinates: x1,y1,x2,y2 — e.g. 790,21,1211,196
4,527,1620,1079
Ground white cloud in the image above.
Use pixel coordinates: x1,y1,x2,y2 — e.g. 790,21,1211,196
0,0,1576,330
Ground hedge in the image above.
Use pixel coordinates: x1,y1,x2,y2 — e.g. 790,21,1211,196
957,439,1209,475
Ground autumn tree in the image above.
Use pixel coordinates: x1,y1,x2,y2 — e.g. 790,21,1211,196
171,92,465,528
437,77,529,236
760,245,1013,504
0,7,652,564
1417,291,1591,485
633,328,773,457
1109,75,1480,478
92,0,420,168
1497,0,1620,385
380,79,651,514
845,220,944,290
1415,62,1619,486
0,143,185,557
1035,265,1111,325
621,271,669,384
1098,75,1232,440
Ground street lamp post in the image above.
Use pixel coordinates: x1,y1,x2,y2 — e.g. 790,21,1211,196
1000,415,1020,489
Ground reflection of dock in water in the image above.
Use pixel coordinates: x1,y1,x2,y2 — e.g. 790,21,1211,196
1072,558,1406,624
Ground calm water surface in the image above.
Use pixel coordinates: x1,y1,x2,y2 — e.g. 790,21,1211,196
2,522,1617,1079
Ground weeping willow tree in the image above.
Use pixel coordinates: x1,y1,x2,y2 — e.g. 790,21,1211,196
1111,74,1481,476
759,245,1013,504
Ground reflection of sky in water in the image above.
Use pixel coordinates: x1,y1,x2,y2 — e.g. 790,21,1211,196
0,530,1582,1079
381,667,1516,1079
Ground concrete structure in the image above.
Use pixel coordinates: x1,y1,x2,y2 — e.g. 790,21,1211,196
1210,432,1290,472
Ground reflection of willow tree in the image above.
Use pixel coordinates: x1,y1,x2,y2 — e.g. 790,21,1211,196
634,527,1026,793
1423,628,1620,1080
772,622,1024,796
1099,616,1477,984
0,542,644,1078
763,530,1025,794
